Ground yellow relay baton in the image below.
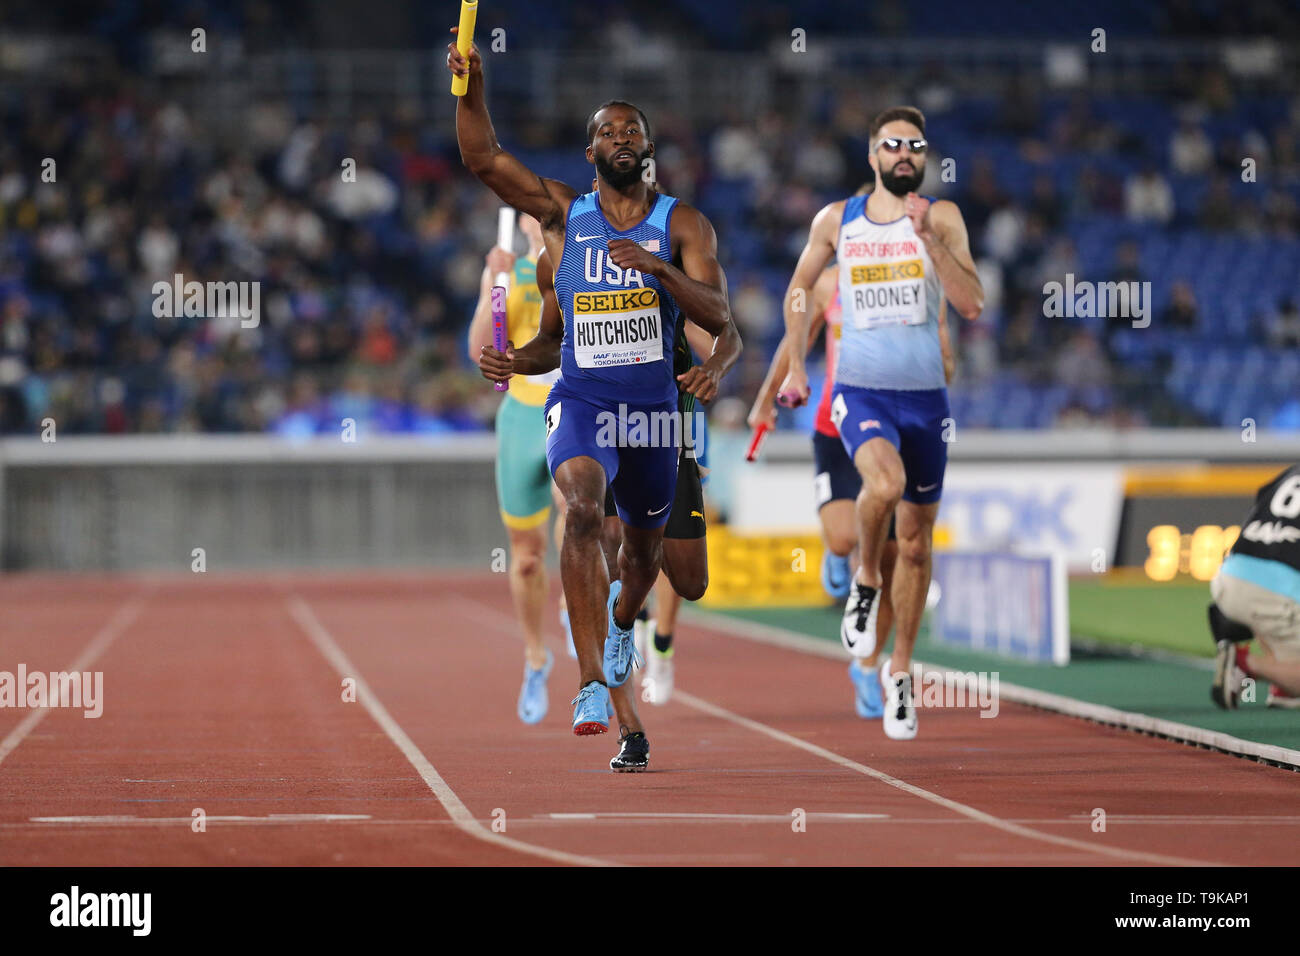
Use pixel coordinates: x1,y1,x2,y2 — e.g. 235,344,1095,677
450,0,479,97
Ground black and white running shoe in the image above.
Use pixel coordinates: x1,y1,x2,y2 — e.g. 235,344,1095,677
880,657,918,740
841,581,879,657
610,730,649,772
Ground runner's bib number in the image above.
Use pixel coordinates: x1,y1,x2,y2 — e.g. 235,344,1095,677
571,289,664,368
845,258,928,331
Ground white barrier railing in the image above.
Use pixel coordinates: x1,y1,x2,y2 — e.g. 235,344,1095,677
1,429,1296,572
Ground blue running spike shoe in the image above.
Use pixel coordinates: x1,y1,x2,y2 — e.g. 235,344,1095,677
571,680,611,735
849,658,884,719
517,649,553,725
822,551,852,602
559,608,577,659
603,581,643,688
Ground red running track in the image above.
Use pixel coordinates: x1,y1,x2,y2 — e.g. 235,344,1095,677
1,571,1297,866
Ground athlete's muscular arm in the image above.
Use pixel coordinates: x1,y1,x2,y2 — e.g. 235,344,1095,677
749,267,834,429
905,195,983,321
778,202,842,408
678,314,742,404
447,32,576,232
606,205,733,336
478,249,563,383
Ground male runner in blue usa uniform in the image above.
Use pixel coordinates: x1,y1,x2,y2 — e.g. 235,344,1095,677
779,107,983,741
448,33,736,770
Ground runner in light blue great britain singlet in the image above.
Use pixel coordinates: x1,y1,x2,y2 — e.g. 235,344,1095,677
545,190,685,529
830,192,951,505
835,193,944,391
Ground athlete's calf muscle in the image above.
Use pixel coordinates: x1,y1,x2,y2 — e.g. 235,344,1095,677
662,538,708,602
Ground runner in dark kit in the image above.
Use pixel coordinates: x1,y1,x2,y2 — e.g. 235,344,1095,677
1210,464,1300,709
449,31,738,771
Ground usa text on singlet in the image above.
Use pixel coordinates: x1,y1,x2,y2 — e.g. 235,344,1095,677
553,191,683,406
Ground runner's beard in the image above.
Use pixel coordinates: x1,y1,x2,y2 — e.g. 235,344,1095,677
880,162,924,197
596,147,651,189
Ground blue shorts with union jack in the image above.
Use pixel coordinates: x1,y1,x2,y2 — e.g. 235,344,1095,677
829,384,949,505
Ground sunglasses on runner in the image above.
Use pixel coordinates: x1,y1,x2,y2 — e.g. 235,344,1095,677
876,137,928,154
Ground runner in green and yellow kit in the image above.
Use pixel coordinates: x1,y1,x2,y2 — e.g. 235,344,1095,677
467,213,569,725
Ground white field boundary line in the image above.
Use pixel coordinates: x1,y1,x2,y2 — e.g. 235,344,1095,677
0,597,146,770
465,596,1213,865
27,814,373,825
286,596,614,868
671,689,1215,867
8,813,1300,832
686,608,1300,771
545,811,888,821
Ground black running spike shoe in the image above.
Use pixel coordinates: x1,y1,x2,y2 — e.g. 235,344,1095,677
609,730,649,772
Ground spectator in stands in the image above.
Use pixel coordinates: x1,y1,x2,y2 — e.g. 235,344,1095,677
1034,237,1079,291
1272,119,1299,177
711,111,771,186
1001,302,1050,381
1161,281,1200,332
1006,212,1050,300
983,202,1025,264
957,156,1006,243
1054,329,1113,390
1263,189,1299,236
1266,297,1300,349
959,322,999,383
996,81,1043,140
792,132,846,190
1199,179,1237,231
1028,173,1065,231
732,276,781,344
1068,163,1123,218
1100,240,1148,351
1125,163,1175,224
1170,118,1213,175
1111,239,1146,287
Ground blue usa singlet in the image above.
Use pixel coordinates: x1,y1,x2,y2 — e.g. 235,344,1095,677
552,190,682,407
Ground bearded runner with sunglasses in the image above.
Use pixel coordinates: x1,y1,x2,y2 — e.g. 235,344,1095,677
778,107,983,741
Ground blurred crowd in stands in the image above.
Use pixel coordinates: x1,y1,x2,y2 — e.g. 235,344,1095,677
1,0,1299,435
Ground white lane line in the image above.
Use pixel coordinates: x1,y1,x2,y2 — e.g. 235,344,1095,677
287,596,614,868
28,814,372,825
1063,814,1300,825
673,689,1219,867
0,597,146,770
465,591,1220,865
685,607,1300,770
543,811,888,822
457,598,1216,868
10,814,1298,832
